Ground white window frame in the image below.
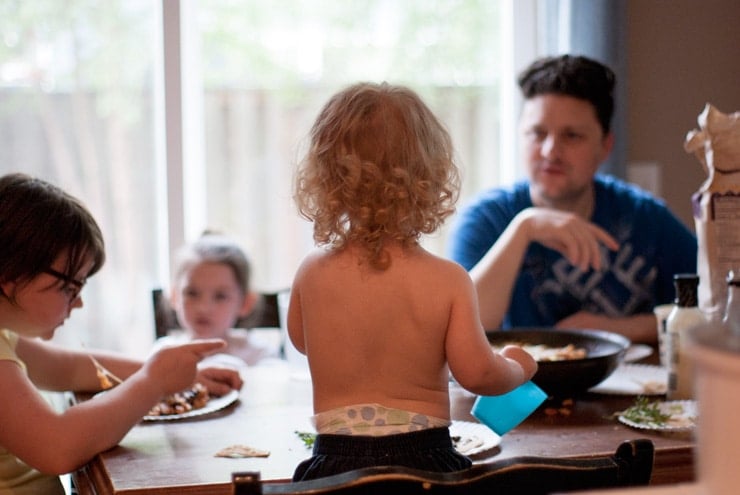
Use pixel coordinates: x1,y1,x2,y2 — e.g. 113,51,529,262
159,0,542,283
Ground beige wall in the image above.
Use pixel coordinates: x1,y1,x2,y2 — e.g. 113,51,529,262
626,0,740,230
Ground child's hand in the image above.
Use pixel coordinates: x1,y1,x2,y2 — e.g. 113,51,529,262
500,345,538,381
143,339,226,396
196,366,244,397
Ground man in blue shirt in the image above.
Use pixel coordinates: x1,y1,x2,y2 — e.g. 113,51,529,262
448,55,696,344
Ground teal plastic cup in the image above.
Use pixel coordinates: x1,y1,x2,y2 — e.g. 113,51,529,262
471,381,548,435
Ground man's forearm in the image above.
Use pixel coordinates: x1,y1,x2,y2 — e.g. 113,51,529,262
470,215,531,329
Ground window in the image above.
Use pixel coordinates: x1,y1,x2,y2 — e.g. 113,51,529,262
1,0,534,355
187,0,527,289
0,0,160,354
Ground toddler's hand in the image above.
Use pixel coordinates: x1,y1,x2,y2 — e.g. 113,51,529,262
196,366,244,397
143,339,226,395
500,345,538,381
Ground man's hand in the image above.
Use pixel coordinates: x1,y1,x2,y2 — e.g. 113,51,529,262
521,207,619,272
556,311,658,344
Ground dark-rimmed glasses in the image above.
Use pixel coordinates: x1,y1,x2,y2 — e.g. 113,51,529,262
43,268,86,302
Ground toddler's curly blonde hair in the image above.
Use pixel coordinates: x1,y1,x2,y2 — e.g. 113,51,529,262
294,82,460,270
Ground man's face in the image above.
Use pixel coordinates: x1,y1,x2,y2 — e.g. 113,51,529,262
519,94,613,208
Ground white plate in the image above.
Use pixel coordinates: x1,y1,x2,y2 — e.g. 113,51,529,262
623,344,653,363
450,420,501,455
143,389,240,422
618,400,697,432
589,364,667,395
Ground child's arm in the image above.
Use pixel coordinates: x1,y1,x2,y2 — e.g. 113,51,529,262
1,339,227,475
19,338,242,396
444,264,537,396
19,338,141,392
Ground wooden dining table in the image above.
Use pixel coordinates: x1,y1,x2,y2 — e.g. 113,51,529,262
71,354,695,495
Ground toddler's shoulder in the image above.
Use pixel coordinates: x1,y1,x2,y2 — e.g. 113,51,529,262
419,253,472,283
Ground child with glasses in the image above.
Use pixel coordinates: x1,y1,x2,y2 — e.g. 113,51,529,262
0,173,242,494
288,82,537,481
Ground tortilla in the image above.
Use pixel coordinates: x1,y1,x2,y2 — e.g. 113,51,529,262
215,445,271,458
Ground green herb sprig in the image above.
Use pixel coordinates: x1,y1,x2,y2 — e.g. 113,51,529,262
616,396,672,426
295,431,316,449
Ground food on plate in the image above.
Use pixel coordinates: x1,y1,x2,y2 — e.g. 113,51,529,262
641,380,667,395
451,434,485,455
492,342,587,361
147,383,210,416
215,444,270,458
96,369,113,390
616,396,697,430
88,354,123,390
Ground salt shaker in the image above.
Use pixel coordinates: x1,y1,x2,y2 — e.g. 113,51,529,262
666,273,705,400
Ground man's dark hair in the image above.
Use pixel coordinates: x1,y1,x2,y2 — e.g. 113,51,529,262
517,54,615,134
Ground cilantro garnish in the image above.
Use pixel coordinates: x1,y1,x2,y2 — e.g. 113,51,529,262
618,396,672,426
295,431,316,449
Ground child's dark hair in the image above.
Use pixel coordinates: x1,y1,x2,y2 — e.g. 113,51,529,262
294,82,460,270
517,54,615,134
173,232,251,295
0,173,105,302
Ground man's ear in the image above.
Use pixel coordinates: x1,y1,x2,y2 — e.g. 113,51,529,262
239,291,258,317
0,280,16,300
601,131,615,159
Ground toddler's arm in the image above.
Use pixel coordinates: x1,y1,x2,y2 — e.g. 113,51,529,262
445,265,538,396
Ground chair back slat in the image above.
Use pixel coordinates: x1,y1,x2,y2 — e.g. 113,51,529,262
151,288,287,339
232,439,654,495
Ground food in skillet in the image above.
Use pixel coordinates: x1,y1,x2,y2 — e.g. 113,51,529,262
491,342,587,361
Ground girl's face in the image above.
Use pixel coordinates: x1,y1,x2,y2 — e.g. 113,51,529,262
172,261,253,339
0,255,90,340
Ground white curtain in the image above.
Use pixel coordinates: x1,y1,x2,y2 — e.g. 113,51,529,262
538,0,627,177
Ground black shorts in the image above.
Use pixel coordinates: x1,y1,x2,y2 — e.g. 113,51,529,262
292,426,472,481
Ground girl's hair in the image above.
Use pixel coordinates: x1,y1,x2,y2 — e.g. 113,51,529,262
0,173,105,302
172,232,251,294
294,82,460,270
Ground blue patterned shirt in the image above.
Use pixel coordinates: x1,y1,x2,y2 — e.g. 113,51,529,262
447,175,697,329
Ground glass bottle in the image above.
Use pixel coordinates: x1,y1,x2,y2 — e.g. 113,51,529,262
666,273,705,400
723,270,740,335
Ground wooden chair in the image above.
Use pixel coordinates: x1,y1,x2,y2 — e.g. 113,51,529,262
232,439,654,495
151,288,287,339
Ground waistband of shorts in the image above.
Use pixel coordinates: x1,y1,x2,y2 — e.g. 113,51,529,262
312,426,453,457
